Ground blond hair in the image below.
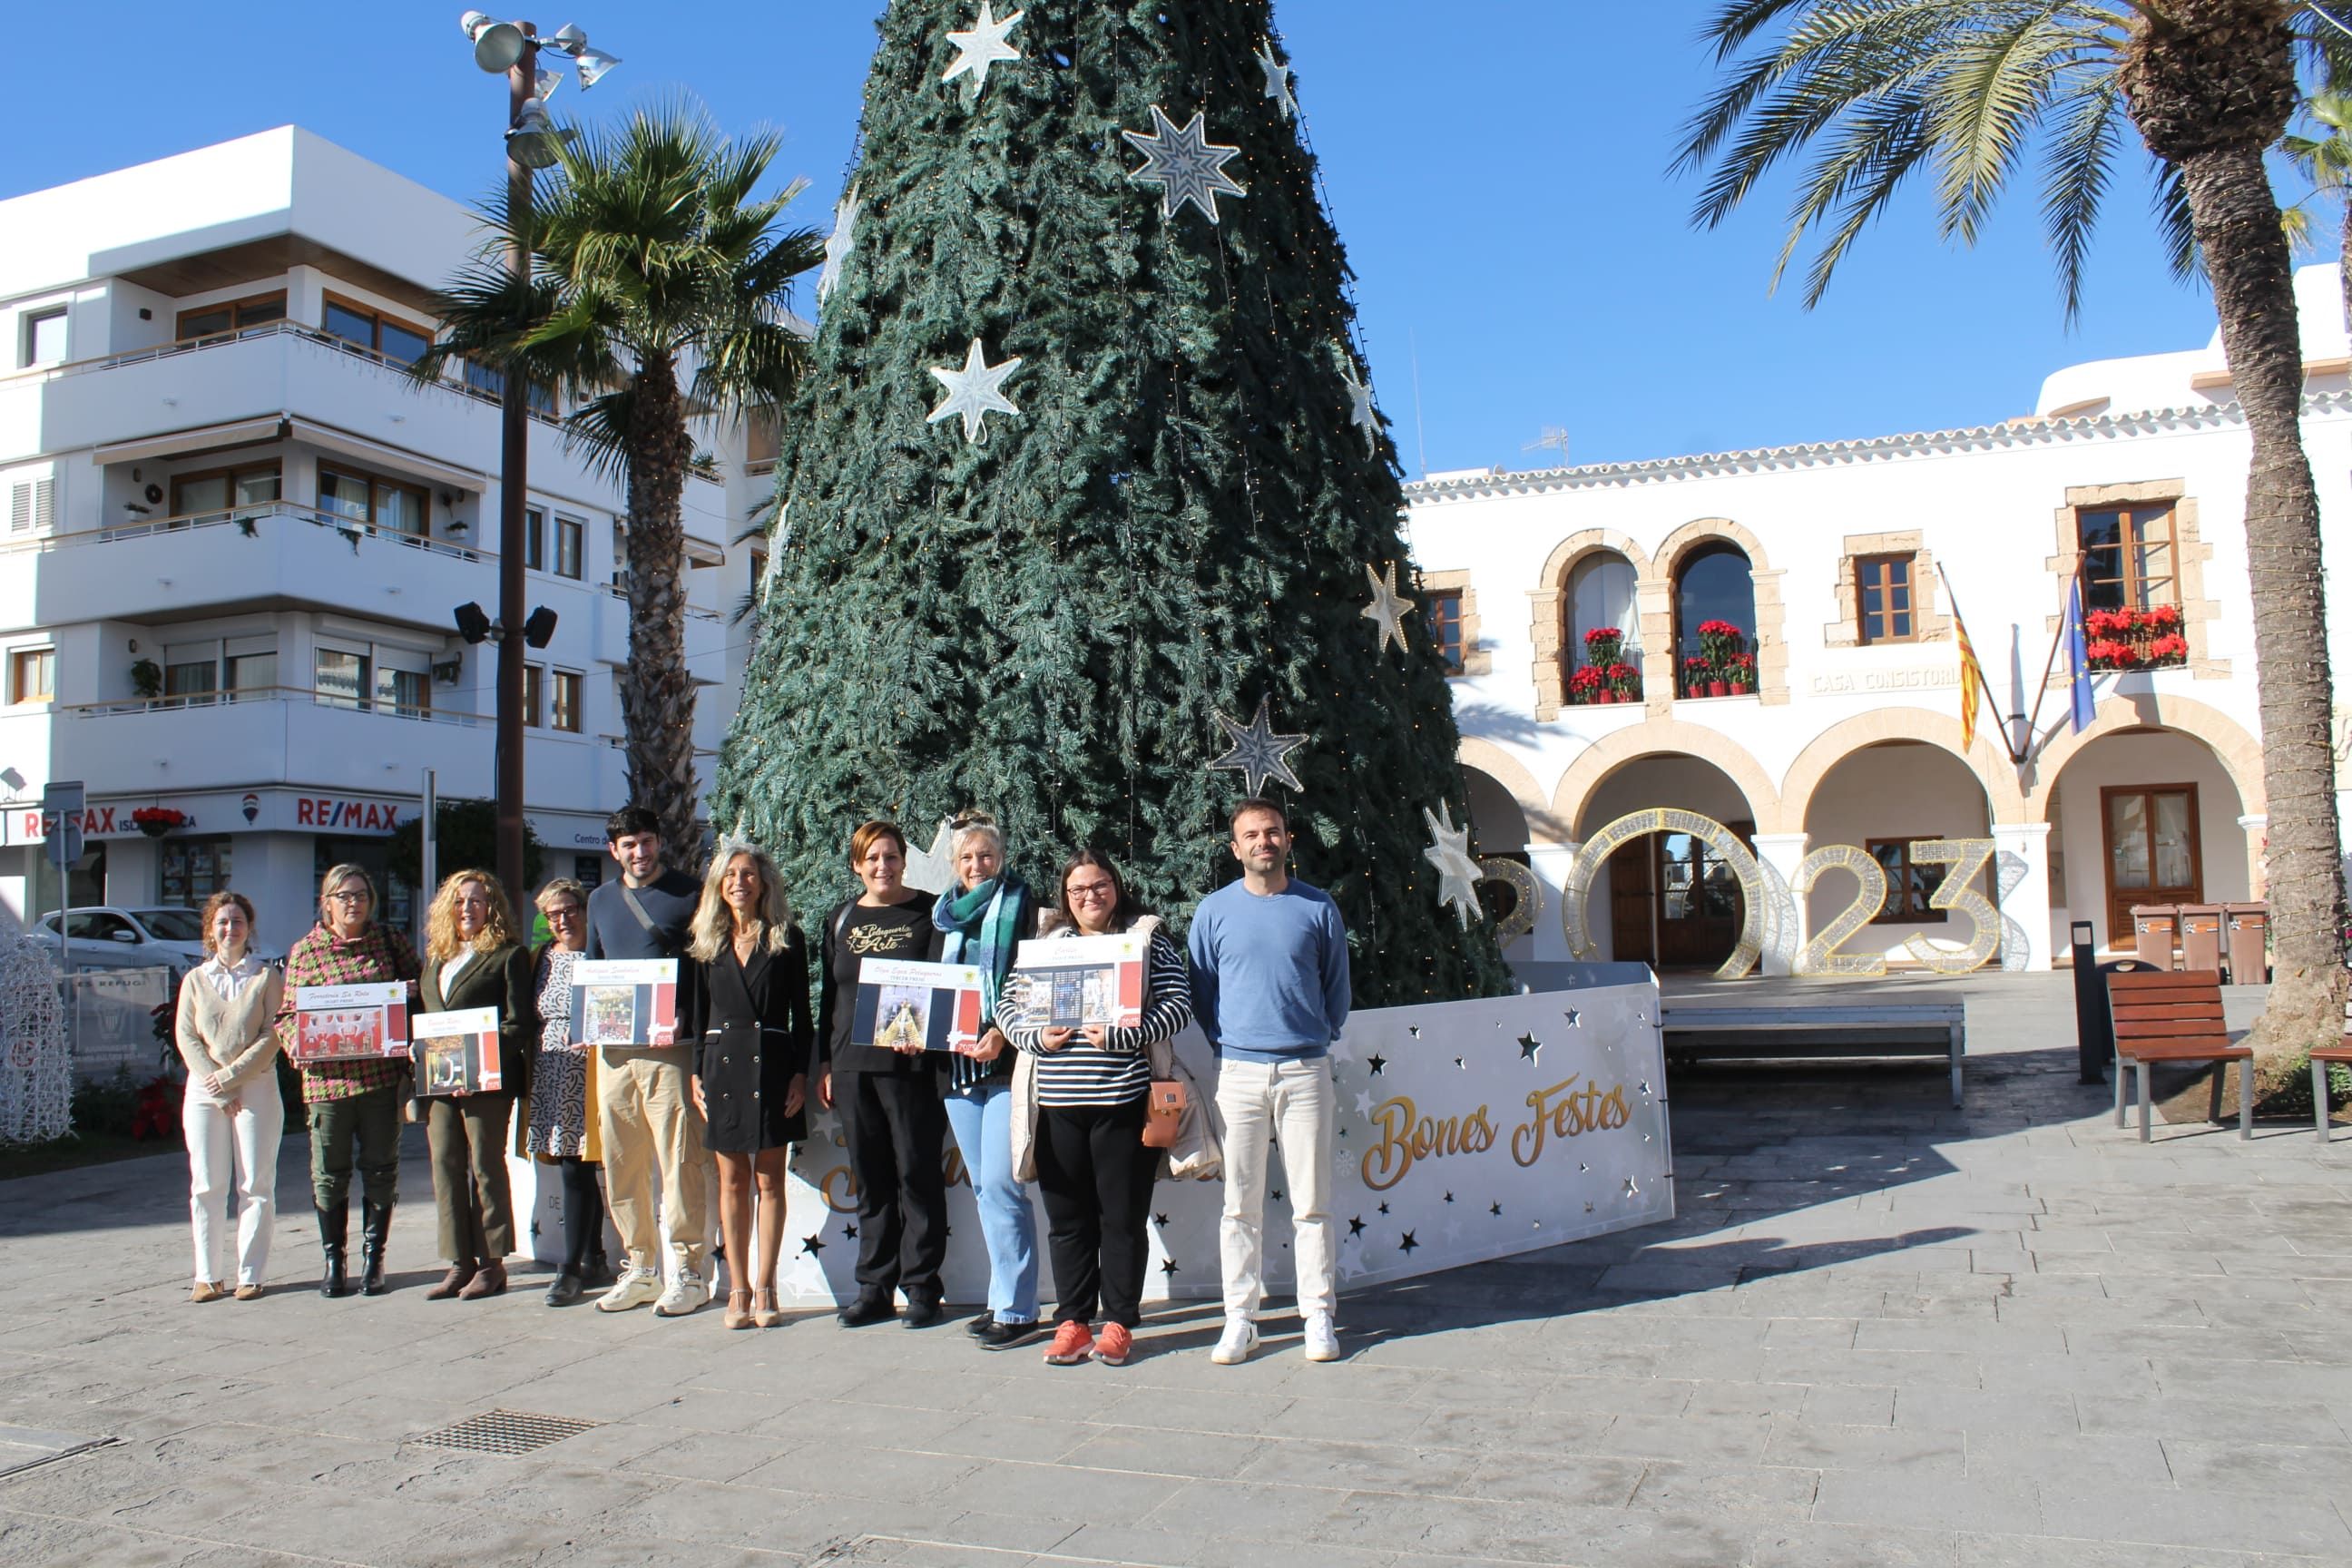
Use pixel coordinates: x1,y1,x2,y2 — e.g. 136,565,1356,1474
688,841,795,963
424,869,521,966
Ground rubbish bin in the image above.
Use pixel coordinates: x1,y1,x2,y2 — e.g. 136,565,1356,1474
2131,905,2180,969
2224,902,2269,985
2178,904,2223,975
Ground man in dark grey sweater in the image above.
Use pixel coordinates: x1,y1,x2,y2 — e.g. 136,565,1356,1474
584,806,711,1318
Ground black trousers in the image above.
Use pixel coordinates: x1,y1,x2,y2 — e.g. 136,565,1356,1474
1033,1099,1156,1329
838,1070,949,1300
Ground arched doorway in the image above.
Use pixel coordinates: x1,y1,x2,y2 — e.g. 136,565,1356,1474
1580,755,1760,969
1799,740,1994,964
2043,727,2249,949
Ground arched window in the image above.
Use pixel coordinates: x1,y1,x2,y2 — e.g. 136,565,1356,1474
1566,553,1638,671
1674,542,1756,696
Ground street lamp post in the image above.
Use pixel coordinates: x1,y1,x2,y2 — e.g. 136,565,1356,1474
457,12,617,904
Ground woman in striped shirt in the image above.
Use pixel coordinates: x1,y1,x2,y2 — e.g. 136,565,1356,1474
1009,849,1192,1367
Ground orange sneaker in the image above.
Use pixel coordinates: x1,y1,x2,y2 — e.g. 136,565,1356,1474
1093,1322,1134,1367
1044,1320,1094,1365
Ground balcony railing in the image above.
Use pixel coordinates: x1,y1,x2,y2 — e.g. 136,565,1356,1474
56,685,481,727
0,499,495,564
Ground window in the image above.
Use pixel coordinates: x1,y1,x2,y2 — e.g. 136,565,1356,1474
745,405,781,472
523,507,544,572
459,358,556,415
171,462,280,522
1673,542,1757,665
1426,591,1465,674
750,546,769,603
164,642,218,708
226,651,277,697
2078,505,2176,612
11,648,54,705
175,291,286,344
315,648,368,710
1856,554,1917,644
523,663,544,728
321,292,431,367
21,308,65,367
160,837,234,908
9,477,54,534
319,466,429,538
554,516,583,579
552,670,583,732
65,911,134,942
1566,553,1638,672
1867,839,1949,924
612,520,630,587
377,666,430,720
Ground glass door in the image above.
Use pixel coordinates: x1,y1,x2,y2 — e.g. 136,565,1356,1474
2102,785,2200,946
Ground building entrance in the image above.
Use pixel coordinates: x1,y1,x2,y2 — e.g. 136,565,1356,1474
1607,822,1753,969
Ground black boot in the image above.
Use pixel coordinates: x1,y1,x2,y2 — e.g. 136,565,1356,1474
583,1246,614,1287
316,1204,352,1298
359,1200,392,1296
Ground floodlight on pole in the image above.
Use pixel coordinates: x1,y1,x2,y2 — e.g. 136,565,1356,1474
571,45,622,88
506,98,571,170
460,11,527,72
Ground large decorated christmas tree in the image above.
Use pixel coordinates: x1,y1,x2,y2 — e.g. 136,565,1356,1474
714,0,1508,1005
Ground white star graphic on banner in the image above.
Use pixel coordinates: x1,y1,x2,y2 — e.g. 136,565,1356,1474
927,338,1024,443
1122,104,1247,223
942,3,1024,94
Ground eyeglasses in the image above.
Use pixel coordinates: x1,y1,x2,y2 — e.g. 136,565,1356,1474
544,905,583,922
1066,882,1117,901
327,891,371,906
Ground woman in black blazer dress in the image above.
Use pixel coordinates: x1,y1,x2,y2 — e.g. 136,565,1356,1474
415,870,534,1302
687,842,810,1330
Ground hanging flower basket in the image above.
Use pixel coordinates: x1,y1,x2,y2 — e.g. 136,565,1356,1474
131,807,191,838
2084,606,2186,671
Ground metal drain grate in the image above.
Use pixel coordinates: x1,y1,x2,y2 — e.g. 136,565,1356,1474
409,1409,601,1455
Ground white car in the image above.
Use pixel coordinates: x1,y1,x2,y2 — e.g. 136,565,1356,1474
33,906,230,978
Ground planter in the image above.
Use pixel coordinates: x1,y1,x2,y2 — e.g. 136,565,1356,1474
136,821,172,838
1707,681,1729,698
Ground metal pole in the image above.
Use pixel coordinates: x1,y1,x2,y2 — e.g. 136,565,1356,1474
419,768,439,943
495,33,535,906
2070,919,2107,1083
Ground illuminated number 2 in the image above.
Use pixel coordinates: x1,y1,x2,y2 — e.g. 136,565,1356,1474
1793,846,1889,977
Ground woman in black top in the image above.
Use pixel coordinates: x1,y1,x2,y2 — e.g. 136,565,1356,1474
816,820,948,1328
687,842,809,1330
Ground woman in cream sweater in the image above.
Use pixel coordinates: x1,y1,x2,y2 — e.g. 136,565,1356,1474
175,890,288,1302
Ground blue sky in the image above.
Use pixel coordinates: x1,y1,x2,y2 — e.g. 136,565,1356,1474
0,3,2274,474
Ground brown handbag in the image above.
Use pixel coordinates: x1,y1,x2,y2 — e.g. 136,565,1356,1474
1142,1079,1186,1149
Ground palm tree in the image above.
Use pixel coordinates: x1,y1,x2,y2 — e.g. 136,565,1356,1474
1675,0,2347,1082
418,102,823,854
2281,86,2352,329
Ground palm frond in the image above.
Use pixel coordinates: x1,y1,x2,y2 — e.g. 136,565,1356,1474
2038,73,2122,317
2151,159,2200,285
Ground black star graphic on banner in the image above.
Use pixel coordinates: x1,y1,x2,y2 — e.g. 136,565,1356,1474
1563,1007,1582,1027
1161,1258,1179,1276
1154,1212,1171,1227
1270,1191,1283,1202
1348,1216,1366,1238
1490,1202,1503,1217
843,1224,858,1240
1407,1025,1422,1039
1398,1232,1419,1255
529,1220,542,1239
1516,1033,1542,1062
1443,1191,1455,1204
1377,1201,1390,1215
800,1234,826,1257
1367,1054,1387,1075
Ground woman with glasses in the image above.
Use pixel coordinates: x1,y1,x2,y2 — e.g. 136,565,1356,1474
276,865,421,1298
1007,848,1191,1367
524,878,612,1305
416,870,534,1301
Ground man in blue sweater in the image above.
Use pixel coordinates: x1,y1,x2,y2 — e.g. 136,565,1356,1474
1188,797,1349,1365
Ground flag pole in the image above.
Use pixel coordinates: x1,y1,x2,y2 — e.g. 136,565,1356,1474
1935,561,2018,765
2017,556,2086,751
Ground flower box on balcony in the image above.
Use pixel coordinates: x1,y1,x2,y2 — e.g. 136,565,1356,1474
2085,606,2187,671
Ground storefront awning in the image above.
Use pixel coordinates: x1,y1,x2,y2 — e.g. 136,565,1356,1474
286,416,485,494
93,415,287,466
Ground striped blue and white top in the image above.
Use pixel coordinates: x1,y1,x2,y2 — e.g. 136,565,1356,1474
1010,921,1191,1108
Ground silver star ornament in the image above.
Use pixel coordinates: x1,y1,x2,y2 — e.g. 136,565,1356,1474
1123,104,1248,224
902,818,957,896
942,3,1024,95
1256,42,1297,122
1206,696,1308,797
816,182,860,304
927,338,1024,444
1361,561,1415,658
1338,354,1377,454
1422,803,1484,932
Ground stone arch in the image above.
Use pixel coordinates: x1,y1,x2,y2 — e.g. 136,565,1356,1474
1528,529,1654,721
1550,719,1782,839
1456,738,1565,847
2025,691,2265,822
1640,516,1789,709
1778,708,2026,833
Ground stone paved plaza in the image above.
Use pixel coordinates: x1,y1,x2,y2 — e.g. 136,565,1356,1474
4,973,2351,1567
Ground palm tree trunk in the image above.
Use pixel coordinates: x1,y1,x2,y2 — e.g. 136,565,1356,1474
620,354,703,859
2339,196,2351,335
2180,142,2348,1079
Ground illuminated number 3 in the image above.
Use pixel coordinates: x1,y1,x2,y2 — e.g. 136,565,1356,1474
1902,838,1998,974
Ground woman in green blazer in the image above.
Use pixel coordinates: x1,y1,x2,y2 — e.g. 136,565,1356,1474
415,869,534,1300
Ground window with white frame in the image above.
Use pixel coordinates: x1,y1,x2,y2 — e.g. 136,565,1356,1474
21,309,65,368
8,475,54,534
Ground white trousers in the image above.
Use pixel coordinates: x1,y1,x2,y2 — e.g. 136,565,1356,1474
1214,1055,1336,1319
184,1083,284,1287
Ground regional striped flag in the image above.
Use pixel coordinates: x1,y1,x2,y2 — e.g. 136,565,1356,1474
1956,614,1986,752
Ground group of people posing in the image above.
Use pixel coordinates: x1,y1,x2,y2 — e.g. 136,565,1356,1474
173,797,1350,1366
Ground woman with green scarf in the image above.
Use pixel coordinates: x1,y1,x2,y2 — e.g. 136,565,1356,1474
931,812,1043,1349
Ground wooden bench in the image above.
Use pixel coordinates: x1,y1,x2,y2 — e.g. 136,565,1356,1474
2308,1037,2352,1143
1659,1004,1966,1107
2106,969,2250,1142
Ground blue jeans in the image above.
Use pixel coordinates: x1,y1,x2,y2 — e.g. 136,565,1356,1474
944,1081,1040,1323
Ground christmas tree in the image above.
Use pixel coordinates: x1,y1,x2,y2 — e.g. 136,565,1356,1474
714,0,1508,1005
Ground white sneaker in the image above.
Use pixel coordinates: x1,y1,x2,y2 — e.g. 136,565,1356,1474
595,1267,662,1313
654,1270,710,1318
1210,1316,1259,1365
1302,1310,1340,1363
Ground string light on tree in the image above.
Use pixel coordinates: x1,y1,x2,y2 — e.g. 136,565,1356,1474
926,338,1024,443
1122,105,1249,223
1207,695,1308,797
941,2,1024,95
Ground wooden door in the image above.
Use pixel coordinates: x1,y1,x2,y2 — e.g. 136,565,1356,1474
1608,839,1656,966
2102,784,2201,945
1655,828,1743,968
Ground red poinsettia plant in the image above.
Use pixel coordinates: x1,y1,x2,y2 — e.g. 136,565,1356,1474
1605,661,1642,701
2083,605,2187,671
131,806,191,838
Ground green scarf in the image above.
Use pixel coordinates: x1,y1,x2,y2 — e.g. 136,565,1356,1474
932,872,1031,1025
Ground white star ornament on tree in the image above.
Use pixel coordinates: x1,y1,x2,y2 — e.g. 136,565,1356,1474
1122,105,1248,223
1422,803,1484,932
942,3,1024,96
927,338,1024,444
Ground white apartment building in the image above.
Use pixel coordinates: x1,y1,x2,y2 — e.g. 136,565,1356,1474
0,128,779,956
1407,265,2352,976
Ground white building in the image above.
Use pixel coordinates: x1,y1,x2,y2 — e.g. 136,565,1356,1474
1408,267,2352,976
0,128,777,955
